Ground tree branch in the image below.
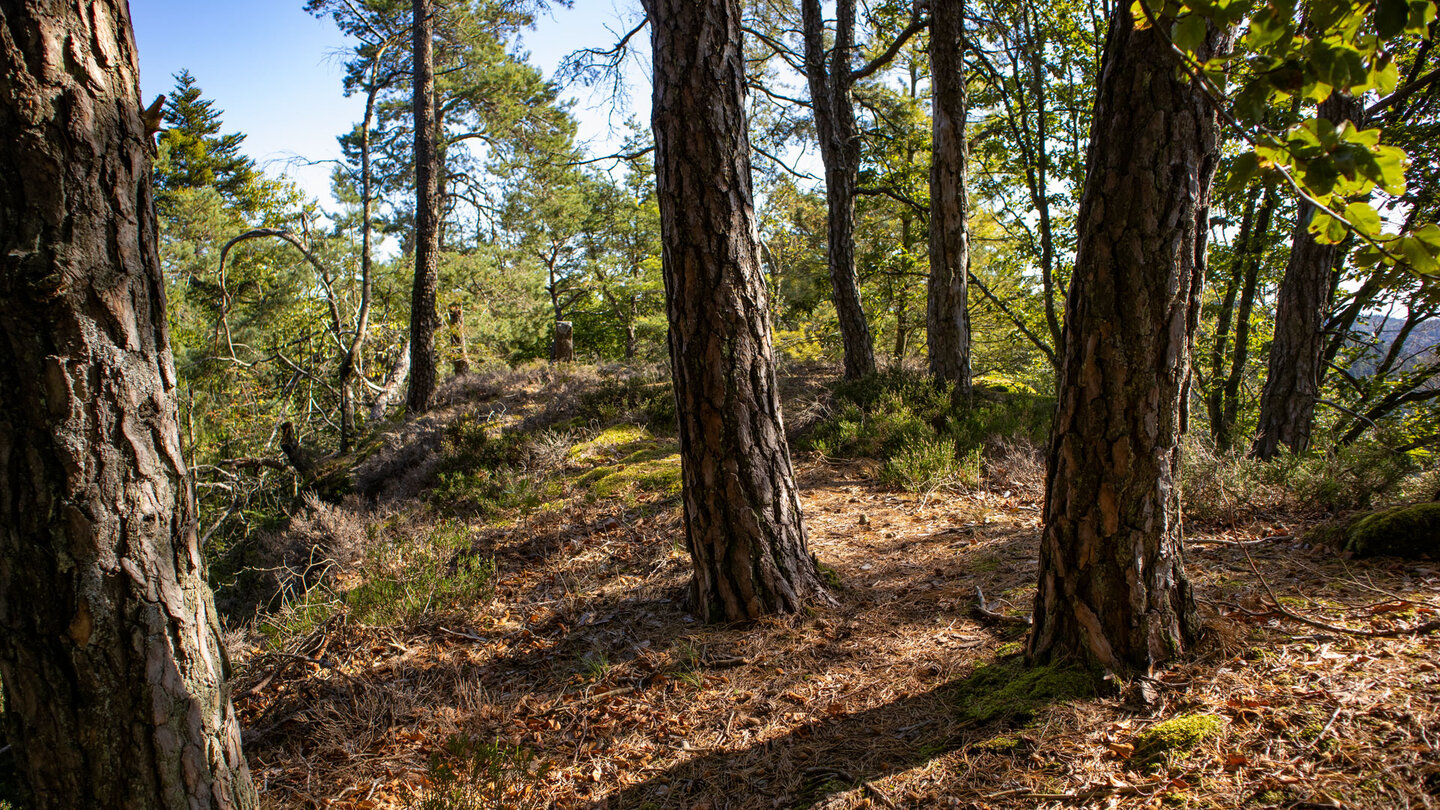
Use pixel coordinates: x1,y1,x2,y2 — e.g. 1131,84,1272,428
851,17,930,82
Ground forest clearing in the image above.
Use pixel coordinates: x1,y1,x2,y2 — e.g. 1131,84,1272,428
214,365,1440,808
3,0,1440,807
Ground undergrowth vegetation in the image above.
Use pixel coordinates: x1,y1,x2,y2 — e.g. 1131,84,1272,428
157,361,1440,809
800,368,1053,493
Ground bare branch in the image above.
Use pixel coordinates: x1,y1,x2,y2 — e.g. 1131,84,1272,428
851,17,930,82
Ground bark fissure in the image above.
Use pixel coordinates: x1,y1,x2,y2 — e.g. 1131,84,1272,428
1026,6,1227,673
0,2,257,806
644,0,830,622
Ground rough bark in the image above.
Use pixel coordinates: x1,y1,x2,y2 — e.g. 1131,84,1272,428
801,0,876,380
927,0,972,392
1026,6,1226,673
1252,94,1363,460
643,0,831,621
0,2,257,806
407,0,440,414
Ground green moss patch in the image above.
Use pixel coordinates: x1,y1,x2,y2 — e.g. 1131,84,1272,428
1133,714,1223,762
590,455,682,500
951,661,1098,725
1342,502,1440,558
567,424,652,463
970,734,1023,754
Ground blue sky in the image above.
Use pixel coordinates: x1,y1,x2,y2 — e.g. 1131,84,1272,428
129,0,650,205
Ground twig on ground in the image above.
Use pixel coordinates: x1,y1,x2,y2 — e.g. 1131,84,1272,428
1241,544,1440,638
1189,534,1292,546
974,585,1032,626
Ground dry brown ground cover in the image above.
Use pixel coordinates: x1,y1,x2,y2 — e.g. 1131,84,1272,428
229,372,1440,810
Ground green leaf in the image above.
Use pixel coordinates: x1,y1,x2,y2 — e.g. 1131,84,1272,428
1225,152,1262,193
1307,0,1353,30
1368,58,1400,96
1173,13,1209,51
1246,5,1291,48
1399,235,1440,273
1377,0,1410,38
1130,0,1155,27
1308,42,1369,92
1371,145,1409,195
1234,81,1272,124
1414,223,1440,250
1345,201,1384,236
1309,210,1349,244
1353,243,1388,268
1408,0,1438,33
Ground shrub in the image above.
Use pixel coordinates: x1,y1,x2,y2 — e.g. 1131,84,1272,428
801,368,1053,491
405,735,551,810
881,437,982,493
346,522,494,625
1278,438,1418,512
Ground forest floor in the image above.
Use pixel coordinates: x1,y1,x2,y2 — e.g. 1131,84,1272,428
215,367,1440,809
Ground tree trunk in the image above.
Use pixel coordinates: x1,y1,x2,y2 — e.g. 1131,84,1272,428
0,3,257,806
339,67,383,452
643,0,831,622
927,0,972,392
552,320,574,363
1217,188,1276,450
801,0,876,380
407,0,440,414
1251,94,1363,460
1026,6,1226,673
448,302,471,375
369,339,412,423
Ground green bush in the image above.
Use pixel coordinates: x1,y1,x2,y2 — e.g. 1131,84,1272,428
802,369,1053,489
1277,438,1419,512
346,522,494,625
881,437,983,493
575,371,676,432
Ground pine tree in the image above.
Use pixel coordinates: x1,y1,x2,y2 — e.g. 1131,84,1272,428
155,70,264,215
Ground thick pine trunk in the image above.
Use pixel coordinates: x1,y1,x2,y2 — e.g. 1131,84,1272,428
0,3,257,806
407,0,440,414
801,0,876,380
927,0,973,392
644,0,831,622
1026,6,1226,673
1251,94,1362,460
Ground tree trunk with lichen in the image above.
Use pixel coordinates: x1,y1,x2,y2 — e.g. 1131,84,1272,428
643,0,831,621
1026,6,1227,673
0,2,257,806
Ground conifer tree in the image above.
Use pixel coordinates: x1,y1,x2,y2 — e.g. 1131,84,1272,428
155,70,264,215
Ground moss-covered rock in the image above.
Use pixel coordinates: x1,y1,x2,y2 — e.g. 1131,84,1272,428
951,661,1098,725
1133,714,1223,762
1341,502,1440,558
